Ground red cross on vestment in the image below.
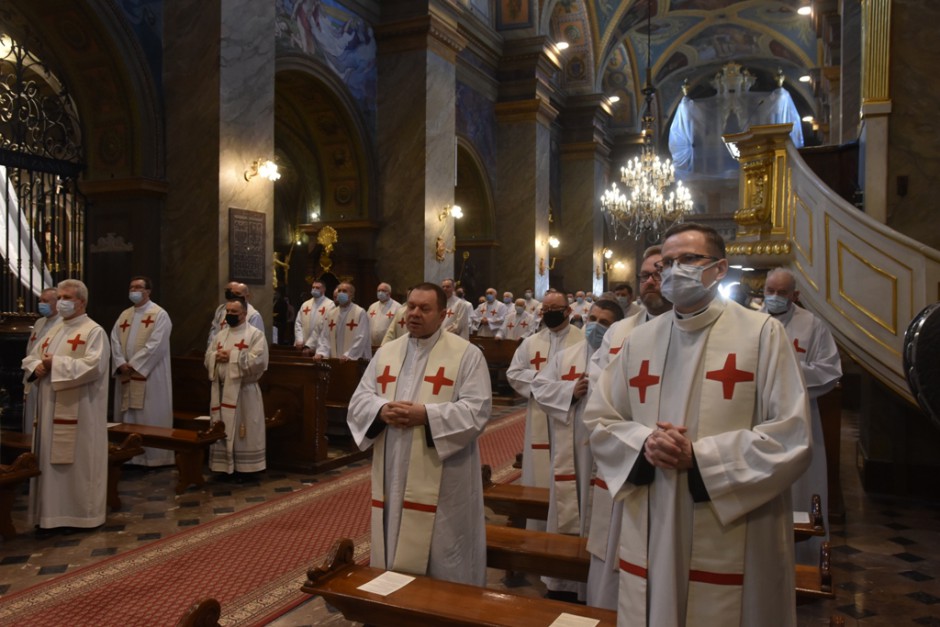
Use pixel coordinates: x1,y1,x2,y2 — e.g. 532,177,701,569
141,315,155,328
793,338,807,354
302,306,311,315
424,366,455,395
41,337,51,353
119,319,130,332
328,319,337,331
386,311,395,319
318,306,326,315
220,319,227,329
520,320,529,328
346,319,359,331
705,353,755,400
609,346,622,355
530,351,547,371
376,365,397,394
233,339,249,351
490,309,497,316
30,333,37,343
561,365,583,381
629,360,660,403
66,334,86,352
507,322,515,330
445,309,454,318
398,317,407,329
369,310,376,318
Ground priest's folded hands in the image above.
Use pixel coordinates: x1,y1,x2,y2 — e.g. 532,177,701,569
379,400,428,428
643,421,694,471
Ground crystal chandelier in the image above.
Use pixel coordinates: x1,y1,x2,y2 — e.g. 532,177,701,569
600,0,693,240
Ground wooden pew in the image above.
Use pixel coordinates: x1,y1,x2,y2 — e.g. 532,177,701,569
320,358,368,443
0,452,40,539
301,538,618,626
107,422,225,494
469,336,522,405
484,525,833,601
1,429,144,511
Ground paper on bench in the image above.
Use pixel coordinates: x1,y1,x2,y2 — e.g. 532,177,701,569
793,511,811,524
550,613,600,627
106,422,122,429
357,571,415,596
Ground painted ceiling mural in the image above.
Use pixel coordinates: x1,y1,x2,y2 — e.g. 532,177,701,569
544,0,818,131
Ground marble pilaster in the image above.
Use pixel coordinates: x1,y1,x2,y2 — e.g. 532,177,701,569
840,0,862,143
375,10,466,289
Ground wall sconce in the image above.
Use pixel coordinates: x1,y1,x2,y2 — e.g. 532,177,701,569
438,204,463,221
244,158,281,182
538,236,560,276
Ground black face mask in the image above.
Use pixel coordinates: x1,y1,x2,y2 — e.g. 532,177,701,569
224,289,237,300
542,309,567,329
225,313,241,328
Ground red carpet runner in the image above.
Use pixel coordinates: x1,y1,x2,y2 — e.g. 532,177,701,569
0,408,525,626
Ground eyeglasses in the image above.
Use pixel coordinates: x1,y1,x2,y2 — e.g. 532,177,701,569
637,271,661,283
655,253,719,270
541,307,567,313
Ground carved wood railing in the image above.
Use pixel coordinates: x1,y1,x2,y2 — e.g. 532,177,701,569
724,124,940,404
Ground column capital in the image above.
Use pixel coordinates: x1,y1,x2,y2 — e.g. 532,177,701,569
376,12,467,63
495,98,559,128
558,94,613,160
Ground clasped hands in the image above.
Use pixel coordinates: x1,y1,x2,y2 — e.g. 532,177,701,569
644,422,693,471
380,401,428,429
33,354,54,379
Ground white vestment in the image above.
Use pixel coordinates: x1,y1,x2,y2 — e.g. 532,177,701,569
205,323,269,473
496,309,536,341
506,324,584,530
348,328,492,585
110,302,174,466
367,298,401,346
531,340,595,595
767,303,842,564
22,313,60,435
569,301,591,327
444,294,472,339
584,310,654,609
208,302,264,348
313,303,372,360
472,300,507,337
584,298,811,627
382,306,410,345
22,314,110,529
294,295,335,346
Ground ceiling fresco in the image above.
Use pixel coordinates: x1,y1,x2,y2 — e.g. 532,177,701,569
546,0,819,130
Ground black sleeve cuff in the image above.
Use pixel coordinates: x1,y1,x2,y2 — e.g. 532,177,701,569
424,423,435,448
627,443,656,486
365,407,387,439
687,451,710,503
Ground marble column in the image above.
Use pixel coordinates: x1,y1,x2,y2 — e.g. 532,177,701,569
164,0,275,352
374,8,467,289
859,0,891,223
559,95,612,296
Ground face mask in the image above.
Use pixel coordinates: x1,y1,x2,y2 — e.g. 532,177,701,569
542,309,567,329
485,294,495,303
224,289,237,300
503,297,512,304
225,313,240,328
129,291,143,305
576,297,584,305
311,288,322,299
584,321,607,350
616,296,629,308
660,261,719,310
57,299,75,318
336,292,350,306
377,291,389,302
524,292,533,299
764,294,790,315
515,305,525,316
586,297,593,304
567,297,574,305
38,302,52,317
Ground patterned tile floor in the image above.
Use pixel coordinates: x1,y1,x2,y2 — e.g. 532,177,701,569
1,410,938,626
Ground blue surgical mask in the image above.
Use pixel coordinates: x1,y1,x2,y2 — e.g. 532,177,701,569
129,291,143,305
503,297,512,304
576,297,584,305
584,321,607,350
38,302,52,317
485,294,495,302
764,294,790,315
336,292,350,306
311,288,322,299
659,261,719,310
515,305,525,316
377,291,389,303
57,299,75,318
616,296,630,308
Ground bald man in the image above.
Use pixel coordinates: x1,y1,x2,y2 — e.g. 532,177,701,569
207,282,264,348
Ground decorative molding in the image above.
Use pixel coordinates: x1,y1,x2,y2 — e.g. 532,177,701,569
861,0,891,104
90,232,133,253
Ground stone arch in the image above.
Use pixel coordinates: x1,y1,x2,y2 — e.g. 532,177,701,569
455,136,496,241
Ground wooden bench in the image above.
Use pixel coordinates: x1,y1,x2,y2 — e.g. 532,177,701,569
469,336,522,405
1,429,144,511
107,422,225,494
301,538,618,626
0,452,40,539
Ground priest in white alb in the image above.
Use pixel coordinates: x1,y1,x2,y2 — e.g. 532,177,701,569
110,276,174,466
584,224,811,627
294,279,334,348
367,281,401,346
22,287,60,435
531,298,623,600
310,282,371,361
22,279,109,534
206,296,269,476
762,267,842,565
441,278,471,339
348,282,491,585
506,289,583,530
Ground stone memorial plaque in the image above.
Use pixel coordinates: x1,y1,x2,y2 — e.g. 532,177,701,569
229,208,265,284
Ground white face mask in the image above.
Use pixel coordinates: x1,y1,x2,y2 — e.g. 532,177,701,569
515,305,525,316
764,294,790,315
129,291,143,305
660,261,719,310
57,299,76,318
